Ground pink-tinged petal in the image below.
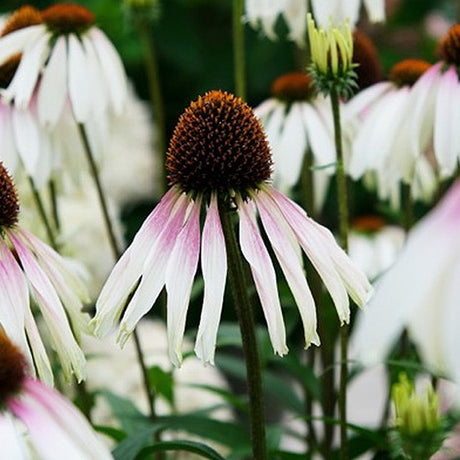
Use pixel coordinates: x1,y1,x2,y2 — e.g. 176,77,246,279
11,379,112,460
5,32,49,109
117,194,190,346
0,413,27,460
238,198,288,356
93,188,180,337
166,199,201,366
24,307,54,386
90,28,127,115
410,62,443,159
255,192,320,348
38,36,67,127
68,34,91,123
17,228,90,338
7,230,86,383
195,194,227,365
264,186,350,324
0,239,30,360
434,66,460,177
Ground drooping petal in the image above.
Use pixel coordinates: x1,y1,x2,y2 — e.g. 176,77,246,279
93,188,180,337
4,32,50,109
238,197,288,356
166,198,201,366
0,414,27,460
264,186,351,324
255,192,320,347
117,193,190,346
7,230,86,383
363,0,386,22
68,34,91,123
38,36,67,127
254,98,278,121
195,194,227,365
0,26,44,64
283,0,307,44
10,378,112,460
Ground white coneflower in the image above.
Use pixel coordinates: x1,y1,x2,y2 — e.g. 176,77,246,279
245,0,385,45
92,90,372,367
352,181,460,389
0,332,112,460
0,162,88,385
347,59,438,197
255,72,335,208
0,3,127,127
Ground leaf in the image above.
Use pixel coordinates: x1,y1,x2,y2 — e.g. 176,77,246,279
138,440,225,460
94,425,127,442
148,365,175,407
100,391,151,435
113,425,162,460
184,383,248,413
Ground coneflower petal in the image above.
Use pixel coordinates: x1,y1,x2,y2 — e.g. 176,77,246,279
0,413,26,459
195,194,227,365
7,33,49,109
434,66,460,177
8,230,86,383
117,194,189,347
238,198,288,356
38,36,67,126
68,34,91,123
266,186,351,324
166,199,201,367
0,25,43,65
93,187,179,336
255,192,320,348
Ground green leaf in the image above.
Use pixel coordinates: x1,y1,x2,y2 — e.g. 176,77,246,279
138,440,225,460
94,425,127,443
184,383,248,413
100,391,151,435
113,425,162,460
148,365,175,407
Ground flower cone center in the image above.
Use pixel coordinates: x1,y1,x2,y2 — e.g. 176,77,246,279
438,24,460,66
271,72,315,102
0,55,21,89
43,4,95,34
166,90,272,196
0,332,26,408
353,30,382,89
0,162,19,227
389,59,431,88
1,6,42,37
353,215,386,233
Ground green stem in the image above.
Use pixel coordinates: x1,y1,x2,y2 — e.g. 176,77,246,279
219,203,267,460
27,176,58,250
233,0,246,99
78,123,156,422
330,88,349,460
49,180,60,232
138,19,168,193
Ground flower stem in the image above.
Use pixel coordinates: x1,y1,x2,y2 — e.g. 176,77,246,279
233,0,246,99
138,19,168,193
77,123,156,422
219,203,267,460
330,88,349,460
49,180,60,232
27,176,58,250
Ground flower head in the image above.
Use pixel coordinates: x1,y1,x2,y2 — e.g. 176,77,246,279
0,162,89,385
307,13,357,97
270,72,315,102
0,333,112,460
437,24,460,66
42,4,95,34
0,5,42,37
93,90,371,367
352,30,382,90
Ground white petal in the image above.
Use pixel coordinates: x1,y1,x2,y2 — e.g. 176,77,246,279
195,195,227,365
283,0,307,44
0,105,19,173
0,414,27,460
363,0,386,22
255,192,320,347
166,199,201,366
6,32,50,109
254,98,277,121
0,25,44,64
265,186,351,323
238,198,288,356
68,35,91,122
38,36,67,127
117,194,190,345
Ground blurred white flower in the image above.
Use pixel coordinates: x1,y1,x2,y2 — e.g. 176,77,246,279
245,0,385,45
352,181,460,392
255,72,335,210
348,217,405,280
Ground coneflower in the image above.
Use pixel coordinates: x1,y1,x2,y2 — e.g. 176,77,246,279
0,332,111,460
92,90,372,366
